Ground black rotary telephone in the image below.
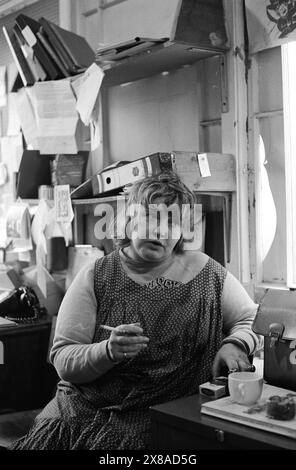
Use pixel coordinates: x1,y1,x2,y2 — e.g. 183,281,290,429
0,286,46,322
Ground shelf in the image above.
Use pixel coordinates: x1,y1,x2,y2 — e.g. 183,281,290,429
71,195,125,205
100,40,226,86
72,191,233,264
19,199,40,205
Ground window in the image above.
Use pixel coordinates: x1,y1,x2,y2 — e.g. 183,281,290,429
249,43,296,289
281,42,296,288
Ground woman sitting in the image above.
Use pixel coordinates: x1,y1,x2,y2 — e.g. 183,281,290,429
11,171,261,450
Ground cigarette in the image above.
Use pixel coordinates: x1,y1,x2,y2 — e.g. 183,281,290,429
100,324,116,331
100,324,140,336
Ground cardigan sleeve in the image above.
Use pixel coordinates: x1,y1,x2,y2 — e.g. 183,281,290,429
49,262,115,384
221,271,263,355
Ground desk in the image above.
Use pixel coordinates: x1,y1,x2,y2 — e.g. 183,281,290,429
0,317,58,413
150,394,296,450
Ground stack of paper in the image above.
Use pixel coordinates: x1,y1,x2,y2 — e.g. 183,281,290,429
31,79,82,154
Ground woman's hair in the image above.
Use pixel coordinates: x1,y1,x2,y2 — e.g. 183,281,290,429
113,171,196,252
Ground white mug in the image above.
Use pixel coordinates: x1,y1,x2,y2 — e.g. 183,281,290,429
228,372,263,405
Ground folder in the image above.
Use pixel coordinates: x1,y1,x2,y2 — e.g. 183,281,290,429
38,17,78,74
70,176,93,199
71,153,170,199
39,17,95,71
2,26,35,87
15,14,61,80
36,28,70,78
11,73,23,93
13,23,46,82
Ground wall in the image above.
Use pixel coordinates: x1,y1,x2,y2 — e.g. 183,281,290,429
106,65,201,163
101,0,180,45
105,57,222,162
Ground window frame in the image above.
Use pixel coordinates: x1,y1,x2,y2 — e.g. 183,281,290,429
249,43,296,290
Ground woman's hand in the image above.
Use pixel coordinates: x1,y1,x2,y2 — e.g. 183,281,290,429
107,323,149,362
212,343,252,377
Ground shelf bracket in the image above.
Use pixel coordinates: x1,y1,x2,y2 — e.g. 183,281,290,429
220,54,229,114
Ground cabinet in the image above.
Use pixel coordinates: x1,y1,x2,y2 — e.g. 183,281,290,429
0,316,58,413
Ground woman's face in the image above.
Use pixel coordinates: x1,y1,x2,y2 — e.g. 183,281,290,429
127,201,182,262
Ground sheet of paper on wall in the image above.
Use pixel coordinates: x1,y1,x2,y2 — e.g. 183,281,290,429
31,199,58,296
75,63,105,125
245,0,296,52
44,200,72,246
0,216,7,248
6,201,33,253
0,134,23,174
55,221,72,247
38,115,80,154
89,89,101,151
90,116,101,151
32,197,72,252
31,79,82,154
18,250,31,262
0,65,7,108
36,242,47,297
15,87,38,148
6,93,21,136
70,73,84,99
31,199,51,252
198,153,211,178
54,185,74,224
1,193,14,221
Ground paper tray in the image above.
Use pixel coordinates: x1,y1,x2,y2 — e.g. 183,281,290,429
201,383,296,439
